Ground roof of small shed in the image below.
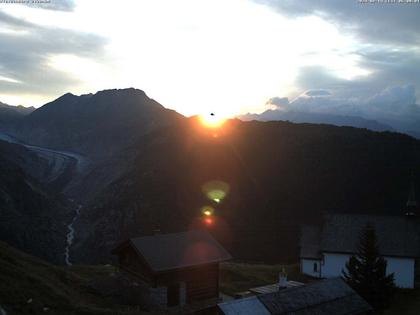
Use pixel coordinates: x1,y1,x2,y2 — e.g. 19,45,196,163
113,229,232,272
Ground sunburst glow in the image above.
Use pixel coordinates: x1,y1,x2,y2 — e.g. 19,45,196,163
199,113,226,128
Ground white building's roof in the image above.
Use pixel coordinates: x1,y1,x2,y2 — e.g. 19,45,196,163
301,214,420,258
218,296,270,315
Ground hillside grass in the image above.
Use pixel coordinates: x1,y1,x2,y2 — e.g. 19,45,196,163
0,241,155,315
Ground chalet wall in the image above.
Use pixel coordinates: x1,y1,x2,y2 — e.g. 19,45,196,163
415,259,420,288
386,257,414,288
301,259,321,278
116,245,220,306
321,253,415,288
322,253,351,278
156,263,219,302
180,282,186,306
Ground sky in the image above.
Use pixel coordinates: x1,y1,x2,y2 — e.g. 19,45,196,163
0,0,419,119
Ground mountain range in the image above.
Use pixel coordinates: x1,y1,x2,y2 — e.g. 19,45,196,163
0,88,419,265
0,101,35,131
239,109,394,132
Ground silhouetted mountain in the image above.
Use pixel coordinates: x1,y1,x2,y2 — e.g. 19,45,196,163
15,88,183,157
239,109,393,132
73,118,420,264
2,89,420,266
0,101,35,130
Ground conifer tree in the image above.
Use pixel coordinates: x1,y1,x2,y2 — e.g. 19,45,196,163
342,223,395,309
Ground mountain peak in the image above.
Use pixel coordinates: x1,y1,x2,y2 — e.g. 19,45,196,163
18,87,182,157
94,87,147,97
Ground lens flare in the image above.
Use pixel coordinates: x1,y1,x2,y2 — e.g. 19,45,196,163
201,206,214,216
204,217,213,225
202,180,230,203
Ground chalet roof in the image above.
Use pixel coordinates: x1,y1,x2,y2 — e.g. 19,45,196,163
258,278,372,315
249,281,304,295
218,296,271,315
218,278,372,315
321,214,420,258
115,230,232,272
299,225,321,259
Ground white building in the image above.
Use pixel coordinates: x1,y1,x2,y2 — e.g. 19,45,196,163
300,214,420,288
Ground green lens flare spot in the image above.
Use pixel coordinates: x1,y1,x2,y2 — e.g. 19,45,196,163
202,180,230,203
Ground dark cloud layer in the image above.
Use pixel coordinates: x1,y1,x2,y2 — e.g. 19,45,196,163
264,83,420,136
255,0,420,45
265,96,289,108
256,0,420,127
0,10,106,97
305,89,331,97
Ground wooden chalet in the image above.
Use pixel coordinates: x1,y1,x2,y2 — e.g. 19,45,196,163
112,229,231,308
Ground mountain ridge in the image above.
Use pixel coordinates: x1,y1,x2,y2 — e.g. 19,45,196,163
0,88,419,266
238,109,395,133
12,88,184,157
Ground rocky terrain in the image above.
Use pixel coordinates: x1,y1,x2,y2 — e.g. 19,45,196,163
0,140,70,263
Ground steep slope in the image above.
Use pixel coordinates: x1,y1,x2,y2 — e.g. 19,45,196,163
0,241,155,315
1,89,185,267
74,118,420,264
15,88,183,158
0,140,70,264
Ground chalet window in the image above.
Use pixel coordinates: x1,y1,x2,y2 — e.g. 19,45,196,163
313,262,318,273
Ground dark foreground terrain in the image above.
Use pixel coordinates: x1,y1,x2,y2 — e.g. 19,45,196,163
1,241,420,314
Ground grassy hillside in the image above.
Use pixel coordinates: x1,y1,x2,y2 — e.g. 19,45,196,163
0,241,154,315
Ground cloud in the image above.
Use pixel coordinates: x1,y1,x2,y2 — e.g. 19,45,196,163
253,1,420,101
291,84,417,114
272,84,420,134
257,83,420,136
304,89,331,97
255,0,420,45
367,85,416,109
0,10,107,98
253,1,420,135
265,96,289,109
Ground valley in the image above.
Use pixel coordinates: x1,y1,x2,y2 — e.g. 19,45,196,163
0,130,88,265
0,88,419,267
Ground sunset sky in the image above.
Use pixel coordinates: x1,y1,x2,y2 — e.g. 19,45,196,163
0,0,419,118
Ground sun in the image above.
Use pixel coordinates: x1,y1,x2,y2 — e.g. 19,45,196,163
199,112,226,128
